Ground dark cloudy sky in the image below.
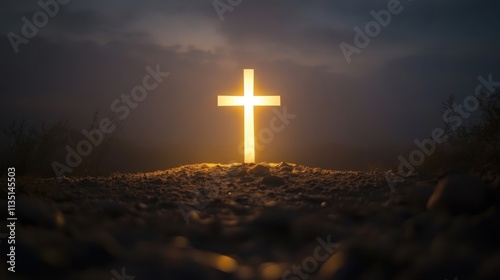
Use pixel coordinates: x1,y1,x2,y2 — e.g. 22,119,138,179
1,0,499,171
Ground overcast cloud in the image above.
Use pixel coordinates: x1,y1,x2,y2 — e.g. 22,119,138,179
1,0,499,170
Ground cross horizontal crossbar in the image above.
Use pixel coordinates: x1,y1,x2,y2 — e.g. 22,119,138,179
217,69,281,163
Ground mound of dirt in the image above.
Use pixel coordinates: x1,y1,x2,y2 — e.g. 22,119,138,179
2,163,499,280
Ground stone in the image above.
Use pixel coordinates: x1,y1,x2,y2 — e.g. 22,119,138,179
477,253,500,279
249,164,271,177
136,202,149,210
436,166,463,180
69,230,122,269
228,166,247,177
405,183,435,209
278,162,292,168
263,200,277,207
150,178,164,185
260,175,285,186
97,200,131,217
278,162,294,172
17,196,65,229
427,174,491,215
491,176,500,189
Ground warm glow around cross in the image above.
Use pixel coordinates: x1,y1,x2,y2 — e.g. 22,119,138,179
218,69,281,163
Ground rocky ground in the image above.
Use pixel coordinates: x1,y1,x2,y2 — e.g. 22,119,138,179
1,162,499,280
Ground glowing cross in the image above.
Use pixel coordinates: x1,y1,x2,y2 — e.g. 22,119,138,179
218,69,281,163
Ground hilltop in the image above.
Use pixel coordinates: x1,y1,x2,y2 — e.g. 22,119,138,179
2,163,499,279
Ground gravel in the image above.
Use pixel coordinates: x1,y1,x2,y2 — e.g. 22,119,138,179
4,162,500,280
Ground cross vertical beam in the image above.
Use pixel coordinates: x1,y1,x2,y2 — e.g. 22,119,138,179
217,69,281,163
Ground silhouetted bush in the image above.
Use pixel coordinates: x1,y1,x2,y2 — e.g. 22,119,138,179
421,90,500,171
1,120,69,176
1,110,121,177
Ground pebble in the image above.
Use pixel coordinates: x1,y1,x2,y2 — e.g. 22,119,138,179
491,176,500,189
17,196,65,229
278,162,294,172
228,167,245,177
12,164,500,279
150,178,164,185
263,200,277,207
234,194,250,204
136,202,148,210
260,175,285,186
404,183,435,209
477,253,500,278
69,230,122,269
427,174,491,215
249,164,271,177
97,200,131,217
436,166,463,179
